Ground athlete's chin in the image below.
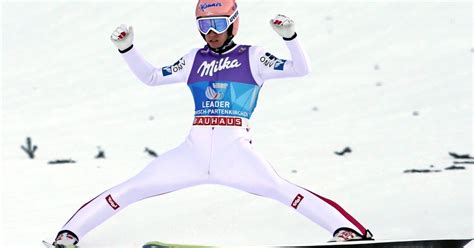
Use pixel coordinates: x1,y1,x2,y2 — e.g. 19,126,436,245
207,41,224,49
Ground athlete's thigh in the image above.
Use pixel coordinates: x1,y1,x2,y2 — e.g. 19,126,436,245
213,140,285,196
116,140,208,201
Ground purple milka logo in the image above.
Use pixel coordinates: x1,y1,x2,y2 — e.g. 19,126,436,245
200,2,223,12
197,57,242,77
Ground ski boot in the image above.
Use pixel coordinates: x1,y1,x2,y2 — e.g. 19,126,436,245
43,230,79,248
329,227,374,242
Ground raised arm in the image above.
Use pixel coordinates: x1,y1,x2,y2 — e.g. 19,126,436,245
250,15,311,83
110,24,195,86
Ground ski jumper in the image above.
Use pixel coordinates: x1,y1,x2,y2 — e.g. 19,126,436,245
60,38,368,241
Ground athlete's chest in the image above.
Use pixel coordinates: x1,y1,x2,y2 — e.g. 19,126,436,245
187,45,256,84
186,45,261,120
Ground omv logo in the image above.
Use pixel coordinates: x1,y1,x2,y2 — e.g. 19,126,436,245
162,66,172,76
260,52,287,71
274,59,286,71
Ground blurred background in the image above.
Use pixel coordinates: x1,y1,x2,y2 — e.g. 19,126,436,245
1,0,472,247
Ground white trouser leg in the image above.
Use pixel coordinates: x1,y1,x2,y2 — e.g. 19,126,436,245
211,137,367,235
61,140,208,239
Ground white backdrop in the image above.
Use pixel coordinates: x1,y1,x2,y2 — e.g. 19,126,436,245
1,1,472,247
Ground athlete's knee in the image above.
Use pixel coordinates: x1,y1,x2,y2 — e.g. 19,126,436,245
263,178,305,205
252,178,287,198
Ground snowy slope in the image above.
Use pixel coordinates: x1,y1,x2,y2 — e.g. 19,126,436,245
1,1,472,248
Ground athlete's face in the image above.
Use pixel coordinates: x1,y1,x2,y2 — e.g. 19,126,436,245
205,30,229,49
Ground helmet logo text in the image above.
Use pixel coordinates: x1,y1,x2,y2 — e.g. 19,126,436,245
200,2,223,12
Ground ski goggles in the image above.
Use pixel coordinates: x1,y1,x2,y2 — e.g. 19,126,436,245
196,9,239,35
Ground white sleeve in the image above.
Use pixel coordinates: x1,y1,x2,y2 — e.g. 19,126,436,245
250,37,311,85
120,47,198,86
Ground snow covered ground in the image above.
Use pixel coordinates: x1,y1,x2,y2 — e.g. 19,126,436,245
1,0,472,247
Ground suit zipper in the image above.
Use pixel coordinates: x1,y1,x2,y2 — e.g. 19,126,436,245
207,127,215,175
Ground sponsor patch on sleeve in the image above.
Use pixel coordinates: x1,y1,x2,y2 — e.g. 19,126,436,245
260,52,287,71
161,57,186,76
291,194,304,209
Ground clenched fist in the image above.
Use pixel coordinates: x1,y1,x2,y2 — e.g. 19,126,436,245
110,24,134,52
270,14,296,40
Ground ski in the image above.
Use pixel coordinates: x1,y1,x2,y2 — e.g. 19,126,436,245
143,241,215,248
42,240,79,248
143,238,473,248
42,241,55,248
282,238,473,247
